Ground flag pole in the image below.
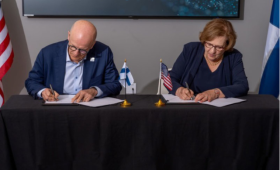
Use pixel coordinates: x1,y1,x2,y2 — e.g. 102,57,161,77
124,59,127,97
155,59,165,106
159,59,162,98
121,59,132,107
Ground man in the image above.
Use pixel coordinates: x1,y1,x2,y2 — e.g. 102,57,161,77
25,20,122,102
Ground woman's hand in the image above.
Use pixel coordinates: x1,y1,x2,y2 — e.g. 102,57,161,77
195,88,223,102
175,87,195,100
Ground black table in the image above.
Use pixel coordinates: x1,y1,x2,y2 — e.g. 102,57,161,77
0,95,278,170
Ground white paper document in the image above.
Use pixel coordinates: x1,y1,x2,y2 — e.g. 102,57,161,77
162,94,246,107
162,94,196,104
78,97,124,107
45,95,75,104
45,95,124,107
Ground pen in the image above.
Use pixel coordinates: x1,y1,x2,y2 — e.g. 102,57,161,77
49,84,57,101
185,82,195,100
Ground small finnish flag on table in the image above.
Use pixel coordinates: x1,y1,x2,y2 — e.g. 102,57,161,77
119,62,134,87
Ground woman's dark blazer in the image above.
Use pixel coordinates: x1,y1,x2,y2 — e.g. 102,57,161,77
170,42,249,98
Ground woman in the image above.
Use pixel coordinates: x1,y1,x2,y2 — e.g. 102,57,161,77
170,18,249,102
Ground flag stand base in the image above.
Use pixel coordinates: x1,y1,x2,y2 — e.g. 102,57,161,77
120,99,132,107
155,99,165,107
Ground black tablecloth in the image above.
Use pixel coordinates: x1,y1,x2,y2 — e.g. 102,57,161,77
0,95,278,170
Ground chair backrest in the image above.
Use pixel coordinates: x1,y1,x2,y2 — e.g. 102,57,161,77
157,68,172,95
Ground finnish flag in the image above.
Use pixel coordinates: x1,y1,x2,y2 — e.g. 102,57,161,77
119,62,134,87
259,0,279,98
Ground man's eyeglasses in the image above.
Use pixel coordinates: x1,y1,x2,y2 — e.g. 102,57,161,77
204,42,225,51
68,44,89,55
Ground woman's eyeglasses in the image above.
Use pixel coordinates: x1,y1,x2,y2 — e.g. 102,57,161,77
204,42,225,51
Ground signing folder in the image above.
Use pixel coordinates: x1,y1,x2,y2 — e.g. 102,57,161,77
162,94,246,107
43,95,124,107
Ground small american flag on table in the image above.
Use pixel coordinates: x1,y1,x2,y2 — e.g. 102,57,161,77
161,63,172,91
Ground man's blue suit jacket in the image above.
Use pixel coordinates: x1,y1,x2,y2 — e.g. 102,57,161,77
25,40,122,99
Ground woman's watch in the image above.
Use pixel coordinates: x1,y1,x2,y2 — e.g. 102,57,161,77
214,88,220,99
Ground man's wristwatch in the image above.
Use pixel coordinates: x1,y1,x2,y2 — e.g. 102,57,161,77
90,87,98,96
214,88,220,99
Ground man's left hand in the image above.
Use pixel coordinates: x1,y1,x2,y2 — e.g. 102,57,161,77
71,88,98,103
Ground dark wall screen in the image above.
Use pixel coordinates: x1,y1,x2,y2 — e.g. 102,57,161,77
23,0,240,18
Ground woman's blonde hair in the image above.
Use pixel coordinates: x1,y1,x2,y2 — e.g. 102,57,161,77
199,18,237,51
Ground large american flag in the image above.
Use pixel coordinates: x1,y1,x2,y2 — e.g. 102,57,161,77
0,3,14,107
161,63,172,91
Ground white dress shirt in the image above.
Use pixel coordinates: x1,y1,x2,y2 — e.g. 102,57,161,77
37,47,103,98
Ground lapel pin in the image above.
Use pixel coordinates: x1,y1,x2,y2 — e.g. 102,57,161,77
90,57,95,62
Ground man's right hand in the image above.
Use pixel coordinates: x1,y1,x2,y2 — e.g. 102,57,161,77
175,87,195,100
42,88,59,101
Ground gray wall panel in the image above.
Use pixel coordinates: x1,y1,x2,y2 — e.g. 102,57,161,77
1,0,272,100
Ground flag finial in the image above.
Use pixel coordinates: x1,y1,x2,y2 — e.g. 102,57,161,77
124,59,127,62
160,59,162,63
